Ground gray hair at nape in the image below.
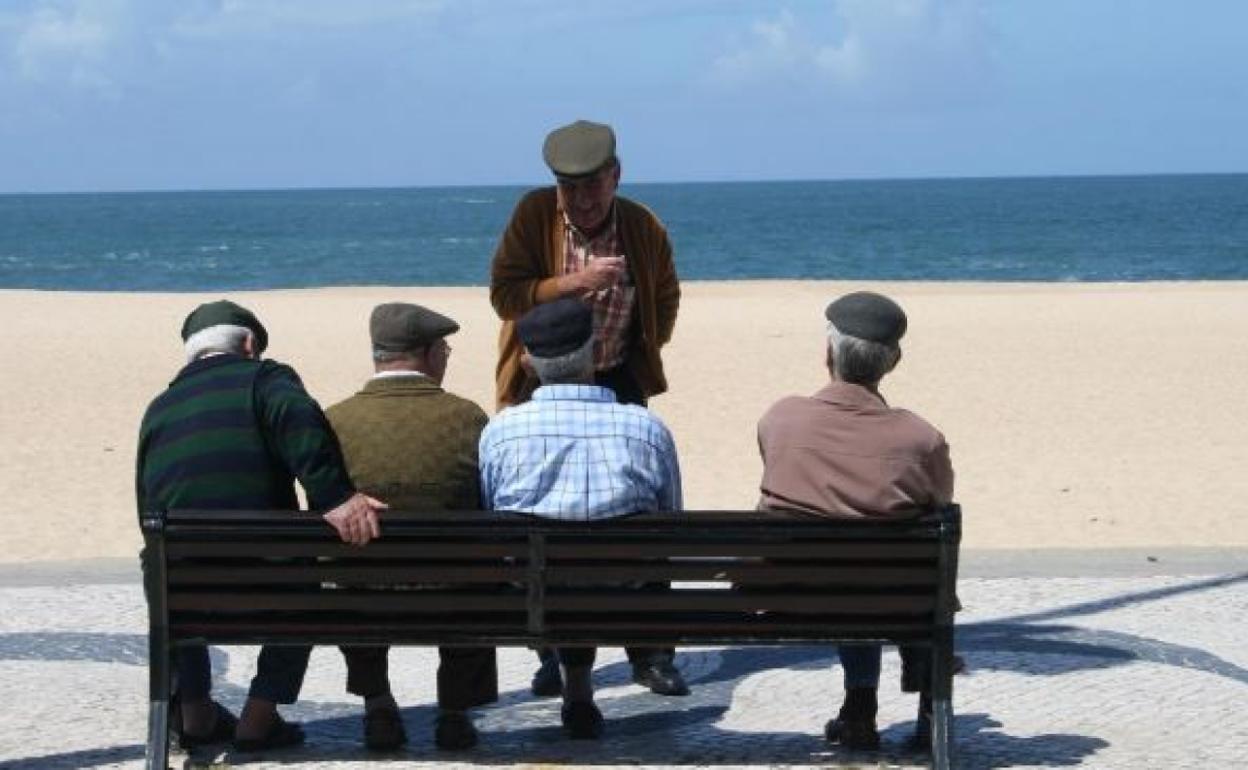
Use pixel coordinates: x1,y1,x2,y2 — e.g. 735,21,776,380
528,337,595,385
184,324,252,363
372,348,418,363
826,322,901,385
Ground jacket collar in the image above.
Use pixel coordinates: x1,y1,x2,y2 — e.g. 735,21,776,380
811,380,889,409
360,374,441,395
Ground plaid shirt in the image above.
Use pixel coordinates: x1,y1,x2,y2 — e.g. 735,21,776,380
562,206,636,371
479,384,682,520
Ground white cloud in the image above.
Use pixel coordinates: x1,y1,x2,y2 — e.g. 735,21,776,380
711,0,995,106
10,1,122,92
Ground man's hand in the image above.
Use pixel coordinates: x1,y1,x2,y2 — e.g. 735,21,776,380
322,493,388,546
566,256,624,294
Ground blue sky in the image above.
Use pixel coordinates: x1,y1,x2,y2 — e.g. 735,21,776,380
1,0,1246,192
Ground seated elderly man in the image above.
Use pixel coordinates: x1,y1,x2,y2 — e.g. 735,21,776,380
756,291,954,751
136,300,385,753
478,298,683,740
325,302,498,752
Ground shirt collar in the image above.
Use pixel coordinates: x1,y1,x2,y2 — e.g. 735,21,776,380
532,384,617,403
370,370,432,381
812,380,889,408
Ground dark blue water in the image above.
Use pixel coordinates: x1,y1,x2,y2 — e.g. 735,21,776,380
2,175,1246,290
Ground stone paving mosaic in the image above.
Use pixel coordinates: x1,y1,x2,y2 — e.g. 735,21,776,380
1,572,1244,769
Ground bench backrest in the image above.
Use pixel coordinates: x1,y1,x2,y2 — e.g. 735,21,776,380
141,506,960,649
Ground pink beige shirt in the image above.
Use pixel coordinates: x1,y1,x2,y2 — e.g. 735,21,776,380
756,381,954,519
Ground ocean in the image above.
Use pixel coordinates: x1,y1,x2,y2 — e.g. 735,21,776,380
1,174,1245,290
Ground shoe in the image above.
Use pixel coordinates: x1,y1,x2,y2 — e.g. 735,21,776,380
434,711,478,751
530,655,563,697
824,717,881,750
363,705,407,752
232,715,305,753
178,700,238,750
560,701,604,740
631,661,689,696
824,687,879,750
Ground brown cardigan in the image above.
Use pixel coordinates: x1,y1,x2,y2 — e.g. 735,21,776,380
489,187,680,409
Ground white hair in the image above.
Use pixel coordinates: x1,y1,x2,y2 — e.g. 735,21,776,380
826,322,900,385
528,337,595,384
185,324,252,363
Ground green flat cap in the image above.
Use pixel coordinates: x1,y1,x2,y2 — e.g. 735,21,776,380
370,302,459,352
542,120,616,178
825,291,908,346
181,300,268,353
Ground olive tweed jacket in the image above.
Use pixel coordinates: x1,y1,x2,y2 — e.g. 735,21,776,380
324,375,488,511
488,187,680,408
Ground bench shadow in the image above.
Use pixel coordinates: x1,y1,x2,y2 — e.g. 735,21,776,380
1,572,1242,767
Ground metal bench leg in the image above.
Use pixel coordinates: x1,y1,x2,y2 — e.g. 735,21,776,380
146,699,170,770
931,696,953,770
929,626,956,769
145,637,172,770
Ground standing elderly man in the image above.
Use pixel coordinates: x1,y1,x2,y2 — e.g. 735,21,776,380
325,302,498,752
136,300,386,753
489,119,685,696
479,298,684,740
756,291,955,751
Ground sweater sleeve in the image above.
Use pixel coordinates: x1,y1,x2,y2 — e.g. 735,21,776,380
254,362,355,511
489,189,562,319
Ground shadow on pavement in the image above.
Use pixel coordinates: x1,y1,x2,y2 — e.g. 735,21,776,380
1,573,1241,767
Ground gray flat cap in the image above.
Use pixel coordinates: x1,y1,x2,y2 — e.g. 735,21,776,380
517,298,593,358
542,120,616,178
181,299,268,353
825,292,908,346
370,302,458,352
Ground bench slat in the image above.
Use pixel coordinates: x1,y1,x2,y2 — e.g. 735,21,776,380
168,564,522,585
169,592,527,612
544,564,937,585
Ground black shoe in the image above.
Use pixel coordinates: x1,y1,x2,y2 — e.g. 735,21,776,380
232,715,305,753
434,711,478,751
530,655,563,697
824,717,881,750
560,701,604,740
363,705,407,752
825,687,879,750
631,661,689,696
178,700,239,750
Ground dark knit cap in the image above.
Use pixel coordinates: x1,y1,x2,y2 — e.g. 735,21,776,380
543,120,616,178
370,302,459,352
825,291,908,346
517,298,593,358
181,300,268,353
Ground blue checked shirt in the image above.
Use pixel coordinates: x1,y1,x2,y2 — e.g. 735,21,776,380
479,384,683,519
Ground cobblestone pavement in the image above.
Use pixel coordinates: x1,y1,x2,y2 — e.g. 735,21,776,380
1,563,1245,769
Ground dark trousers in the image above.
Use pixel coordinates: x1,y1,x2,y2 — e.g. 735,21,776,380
838,644,930,693
341,645,498,710
176,644,310,704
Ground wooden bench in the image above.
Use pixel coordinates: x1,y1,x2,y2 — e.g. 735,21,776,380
141,505,961,769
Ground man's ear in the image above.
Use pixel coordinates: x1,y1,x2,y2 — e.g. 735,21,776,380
519,352,535,377
242,332,258,359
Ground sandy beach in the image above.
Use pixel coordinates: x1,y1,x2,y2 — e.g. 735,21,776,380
2,281,1246,564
